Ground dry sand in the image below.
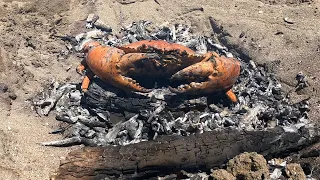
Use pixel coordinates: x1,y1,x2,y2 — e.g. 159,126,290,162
0,0,319,179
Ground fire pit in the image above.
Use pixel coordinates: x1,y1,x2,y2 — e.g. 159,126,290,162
29,15,318,179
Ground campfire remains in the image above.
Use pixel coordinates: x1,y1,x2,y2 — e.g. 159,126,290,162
30,15,318,179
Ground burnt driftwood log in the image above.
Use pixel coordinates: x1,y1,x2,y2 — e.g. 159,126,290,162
52,125,319,180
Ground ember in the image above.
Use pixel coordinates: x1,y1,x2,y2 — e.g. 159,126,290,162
31,16,310,148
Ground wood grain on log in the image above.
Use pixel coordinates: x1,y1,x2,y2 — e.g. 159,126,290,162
52,125,319,180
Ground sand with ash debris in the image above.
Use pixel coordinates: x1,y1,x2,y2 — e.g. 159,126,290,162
0,0,319,179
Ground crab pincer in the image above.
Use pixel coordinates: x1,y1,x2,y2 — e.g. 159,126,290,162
169,52,241,103
78,40,159,93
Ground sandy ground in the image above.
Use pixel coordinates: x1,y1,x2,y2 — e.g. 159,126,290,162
0,0,319,179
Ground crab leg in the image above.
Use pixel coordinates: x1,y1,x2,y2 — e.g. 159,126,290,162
76,59,87,75
225,88,238,103
81,71,94,92
77,60,94,92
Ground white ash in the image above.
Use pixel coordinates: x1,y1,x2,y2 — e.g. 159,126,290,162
31,19,311,147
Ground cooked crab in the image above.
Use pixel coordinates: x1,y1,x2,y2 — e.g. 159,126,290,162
77,40,240,102
76,40,211,91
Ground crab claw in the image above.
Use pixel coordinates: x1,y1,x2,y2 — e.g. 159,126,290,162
169,54,240,102
115,53,164,93
114,75,153,93
80,40,159,93
169,61,213,94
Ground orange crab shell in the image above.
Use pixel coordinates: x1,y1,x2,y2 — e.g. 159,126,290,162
118,40,196,54
116,40,214,78
117,40,212,62
77,40,241,103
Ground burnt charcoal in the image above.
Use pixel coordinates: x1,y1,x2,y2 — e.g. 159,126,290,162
123,111,138,120
49,128,65,134
86,14,112,33
151,121,161,132
179,129,188,136
259,107,276,120
298,101,310,112
280,106,291,117
63,122,90,138
208,103,223,113
84,129,96,139
158,116,172,134
224,118,235,127
79,128,89,137
41,135,100,147
301,163,313,176
301,149,320,158
83,81,154,114
165,95,208,110
30,21,313,149
56,114,77,124
138,109,152,120
93,127,106,133
123,114,140,139
80,137,99,147
295,72,309,91
255,73,266,84
78,116,108,128
214,113,222,122
274,94,284,100
41,137,83,147
272,86,282,95
8,92,17,100
124,21,153,40
153,26,171,41
95,111,112,125
0,83,8,93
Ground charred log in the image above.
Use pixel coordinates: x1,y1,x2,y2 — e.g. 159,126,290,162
52,125,319,180
82,78,210,116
